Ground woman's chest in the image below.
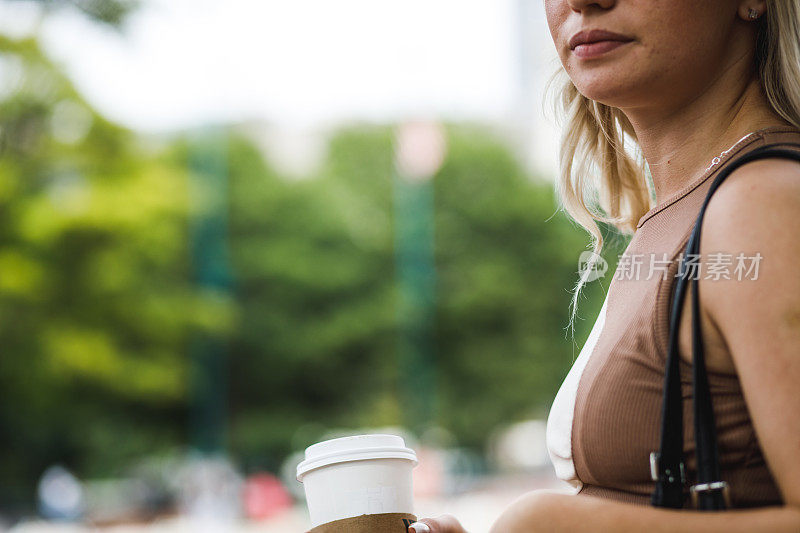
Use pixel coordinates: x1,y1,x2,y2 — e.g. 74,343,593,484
570,267,747,492
569,287,667,488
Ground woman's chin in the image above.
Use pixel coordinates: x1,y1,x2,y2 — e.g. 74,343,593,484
571,78,641,108
567,54,650,107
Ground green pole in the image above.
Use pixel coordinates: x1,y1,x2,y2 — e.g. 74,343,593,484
187,126,231,455
393,172,436,433
392,121,446,436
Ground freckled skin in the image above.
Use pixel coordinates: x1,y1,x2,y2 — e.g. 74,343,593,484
784,307,800,329
544,0,748,112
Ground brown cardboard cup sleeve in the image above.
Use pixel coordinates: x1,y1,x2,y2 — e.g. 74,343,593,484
308,512,417,532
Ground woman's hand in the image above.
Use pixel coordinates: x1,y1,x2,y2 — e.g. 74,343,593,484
408,515,468,533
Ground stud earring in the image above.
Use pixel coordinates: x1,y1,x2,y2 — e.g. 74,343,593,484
748,8,760,19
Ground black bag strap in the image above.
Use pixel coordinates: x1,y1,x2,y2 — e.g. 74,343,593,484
651,144,800,510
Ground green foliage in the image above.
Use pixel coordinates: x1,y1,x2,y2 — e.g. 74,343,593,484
225,123,613,464
432,127,580,445
0,36,218,507
225,128,401,470
20,0,139,28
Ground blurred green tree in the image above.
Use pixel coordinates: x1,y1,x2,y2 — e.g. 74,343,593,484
0,35,229,508
9,0,138,28
224,124,619,467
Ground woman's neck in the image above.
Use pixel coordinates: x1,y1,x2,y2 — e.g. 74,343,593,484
624,74,792,205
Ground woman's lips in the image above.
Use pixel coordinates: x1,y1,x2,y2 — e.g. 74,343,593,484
568,29,634,59
572,39,632,59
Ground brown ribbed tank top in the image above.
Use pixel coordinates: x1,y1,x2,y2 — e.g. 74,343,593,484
571,126,800,508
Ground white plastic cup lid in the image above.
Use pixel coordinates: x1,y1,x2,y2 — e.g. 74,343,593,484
296,434,418,481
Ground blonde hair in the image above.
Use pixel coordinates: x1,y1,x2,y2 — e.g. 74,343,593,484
553,0,800,327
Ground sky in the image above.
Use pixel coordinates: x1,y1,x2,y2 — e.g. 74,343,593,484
0,0,561,174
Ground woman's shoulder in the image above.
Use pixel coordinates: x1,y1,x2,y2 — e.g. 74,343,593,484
698,151,800,343
704,153,800,234
700,151,800,268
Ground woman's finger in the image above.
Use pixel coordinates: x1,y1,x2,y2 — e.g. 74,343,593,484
409,514,466,533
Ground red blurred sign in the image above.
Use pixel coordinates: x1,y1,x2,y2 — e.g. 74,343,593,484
243,473,293,520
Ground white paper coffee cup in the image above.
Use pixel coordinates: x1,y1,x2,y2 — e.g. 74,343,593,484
296,434,418,528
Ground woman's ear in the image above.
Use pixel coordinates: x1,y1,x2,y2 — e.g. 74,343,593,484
737,0,767,22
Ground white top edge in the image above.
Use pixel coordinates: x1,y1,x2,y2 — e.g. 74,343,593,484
545,288,611,491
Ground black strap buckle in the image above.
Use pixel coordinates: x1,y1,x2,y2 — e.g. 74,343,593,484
690,481,731,508
649,452,686,484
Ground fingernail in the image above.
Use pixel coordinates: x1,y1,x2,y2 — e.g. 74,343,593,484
409,523,431,533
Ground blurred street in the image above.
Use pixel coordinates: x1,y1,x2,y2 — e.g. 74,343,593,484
9,471,571,533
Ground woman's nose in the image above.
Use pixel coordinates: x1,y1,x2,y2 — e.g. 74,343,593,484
566,0,617,13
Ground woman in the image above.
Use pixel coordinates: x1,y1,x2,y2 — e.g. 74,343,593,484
410,0,800,531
